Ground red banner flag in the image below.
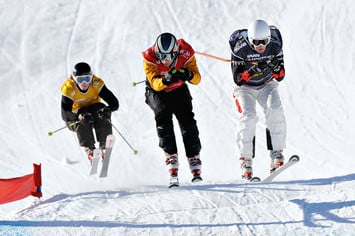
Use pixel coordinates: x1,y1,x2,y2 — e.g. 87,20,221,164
0,163,42,204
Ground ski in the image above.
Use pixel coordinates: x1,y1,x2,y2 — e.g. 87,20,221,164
168,176,179,188
99,134,116,178
168,175,203,188
262,155,300,182
89,149,102,175
241,176,261,183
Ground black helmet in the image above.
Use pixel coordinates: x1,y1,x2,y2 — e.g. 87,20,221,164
73,62,92,76
154,33,178,61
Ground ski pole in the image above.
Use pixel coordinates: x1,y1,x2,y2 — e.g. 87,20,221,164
108,120,138,155
132,80,145,87
195,51,231,62
47,121,80,136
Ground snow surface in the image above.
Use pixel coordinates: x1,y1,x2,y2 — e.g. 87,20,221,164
1,0,355,235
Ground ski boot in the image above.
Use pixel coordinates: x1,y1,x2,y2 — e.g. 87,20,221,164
270,150,284,173
240,157,253,180
84,147,95,164
188,155,202,183
165,153,179,188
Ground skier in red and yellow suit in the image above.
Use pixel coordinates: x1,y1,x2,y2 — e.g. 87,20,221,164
142,32,203,182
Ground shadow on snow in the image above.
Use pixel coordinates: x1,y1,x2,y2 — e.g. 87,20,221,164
3,173,355,229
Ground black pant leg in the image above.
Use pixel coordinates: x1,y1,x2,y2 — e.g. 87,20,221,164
76,123,96,149
145,88,177,154
173,87,201,157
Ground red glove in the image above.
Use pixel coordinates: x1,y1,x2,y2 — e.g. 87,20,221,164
272,69,285,81
237,71,251,84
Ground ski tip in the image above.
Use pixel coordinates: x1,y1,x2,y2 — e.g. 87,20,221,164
168,184,179,188
289,155,300,162
192,178,203,183
191,175,203,183
250,177,261,182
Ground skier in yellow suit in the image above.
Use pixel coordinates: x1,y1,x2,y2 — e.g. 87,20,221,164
61,62,119,163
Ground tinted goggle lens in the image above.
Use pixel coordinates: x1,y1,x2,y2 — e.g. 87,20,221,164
157,51,177,61
252,38,269,46
74,74,93,84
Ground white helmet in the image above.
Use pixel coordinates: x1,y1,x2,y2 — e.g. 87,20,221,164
248,19,271,47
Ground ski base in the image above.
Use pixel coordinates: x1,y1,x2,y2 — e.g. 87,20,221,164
99,134,116,178
89,149,102,175
262,155,300,182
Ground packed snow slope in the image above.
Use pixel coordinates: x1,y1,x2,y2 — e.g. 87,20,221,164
1,0,355,235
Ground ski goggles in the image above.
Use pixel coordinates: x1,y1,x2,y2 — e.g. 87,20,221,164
252,38,270,47
74,74,93,84
156,51,178,61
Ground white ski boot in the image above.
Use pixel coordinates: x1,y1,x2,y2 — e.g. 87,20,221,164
270,150,284,173
166,153,179,188
187,155,202,182
240,157,253,180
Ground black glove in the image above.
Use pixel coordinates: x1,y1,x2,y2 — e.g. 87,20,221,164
268,57,281,72
172,68,194,81
97,107,111,119
162,69,179,86
78,112,94,125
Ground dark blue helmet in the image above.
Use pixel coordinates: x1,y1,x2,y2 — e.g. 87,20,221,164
154,33,179,61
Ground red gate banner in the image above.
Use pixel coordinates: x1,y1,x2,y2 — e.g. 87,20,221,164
0,163,42,204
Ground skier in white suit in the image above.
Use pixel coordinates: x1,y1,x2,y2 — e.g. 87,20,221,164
229,19,287,180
